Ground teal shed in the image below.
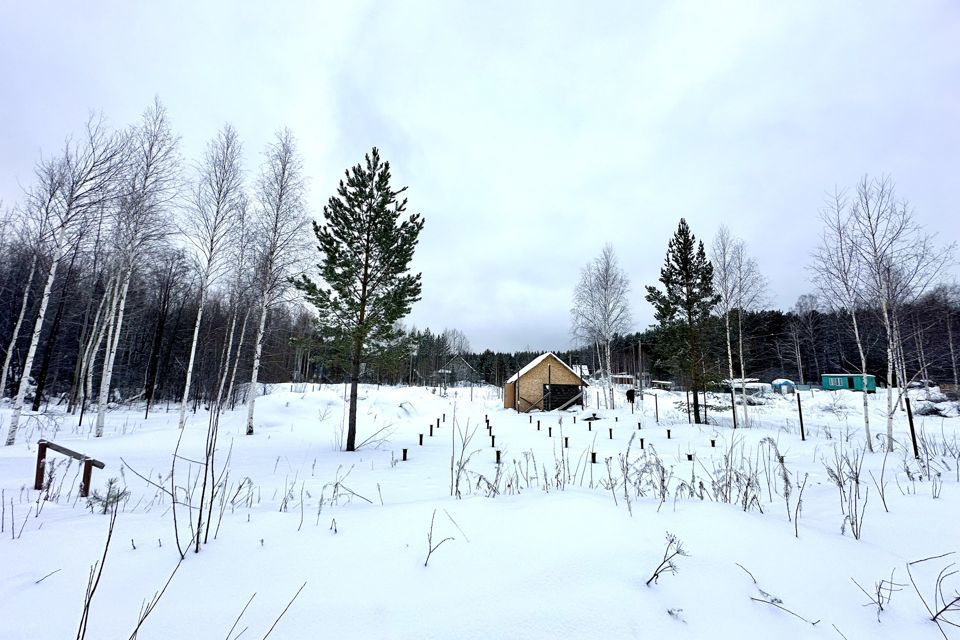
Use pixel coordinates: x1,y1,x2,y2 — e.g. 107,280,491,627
820,373,876,393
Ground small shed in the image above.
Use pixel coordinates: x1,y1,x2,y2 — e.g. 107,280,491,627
771,379,796,394
820,373,877,393
503,352,588,412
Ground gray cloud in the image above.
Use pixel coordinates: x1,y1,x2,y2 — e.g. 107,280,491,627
2,1,958,352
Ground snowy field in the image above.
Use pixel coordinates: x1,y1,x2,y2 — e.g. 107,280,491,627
1,384,959,639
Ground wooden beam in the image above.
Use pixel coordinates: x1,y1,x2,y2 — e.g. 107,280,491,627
37,439,105,469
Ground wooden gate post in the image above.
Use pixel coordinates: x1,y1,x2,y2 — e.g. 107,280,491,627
34,440,48,490
81,458,94,498
731,389,738,429
796,393,805,441
906,398,919,459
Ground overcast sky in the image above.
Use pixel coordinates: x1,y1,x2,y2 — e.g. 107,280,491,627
2,1,958,352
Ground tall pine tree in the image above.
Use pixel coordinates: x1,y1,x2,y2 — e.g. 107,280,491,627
296,148,424,451
645,218,718,424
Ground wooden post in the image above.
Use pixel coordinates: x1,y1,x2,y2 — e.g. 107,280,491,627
529,415,532,424
564,437,569,448
496,450,501,464
654,394,659,423
637,421,642,430
591,452,596,464
402,448,408,461
711,439,716,447
436,417,440,430
615,416,618,422
796,393,805,441
608,428,613,440
686,453,693,462
667,429,671,439
549,427,553,437
731,389,738,429
639,437,645,449
81,458,93,498
537,420,541,431
491,435,495,447
906,397,919,459
573,416,576,424
34,440,48,490
443,413,446,423
429,424,434,437
588,423,592,432
419,434,424,445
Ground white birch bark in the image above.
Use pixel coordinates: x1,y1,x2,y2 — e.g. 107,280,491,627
178,280,209,430
0,254,37,398
6,237,67,445
245,291,270,435
226,308,250,410
95,268,132,436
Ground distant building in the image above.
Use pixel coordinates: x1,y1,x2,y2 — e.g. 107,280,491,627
439,355,482,384
820,373,877,393
771,379,796,394
504,352,589,412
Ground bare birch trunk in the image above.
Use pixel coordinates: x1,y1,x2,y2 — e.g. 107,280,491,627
95,268,132,437
226,307,250,411
178,280,209,430
6,239,66,445
915,317,929,400
82,295,112,421
723,312,737,424
881,300,895,452
605,338,615,409
895,316,909,410
245,293,270,435
948,317,959,393
0,254,37,398
793,334,804,385
737,311,750,428
215,308,238,407
849,308,873,452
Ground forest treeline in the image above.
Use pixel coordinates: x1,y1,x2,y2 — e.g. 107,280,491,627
1,103,958,427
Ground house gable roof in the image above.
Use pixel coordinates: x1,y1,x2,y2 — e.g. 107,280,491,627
506,352,587,385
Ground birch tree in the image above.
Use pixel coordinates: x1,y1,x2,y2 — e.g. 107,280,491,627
178,125,243,430
711,225,741,422
245,130,308,436
571,244,631,409
94,99,179,437
6,117,125,445
0,216,40,398
730,240,767,427
811,189,874,451
846,175,954,451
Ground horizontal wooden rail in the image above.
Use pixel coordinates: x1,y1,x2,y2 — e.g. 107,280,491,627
35,439,105,498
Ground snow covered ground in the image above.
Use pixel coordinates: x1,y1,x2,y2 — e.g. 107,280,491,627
1,384,959,639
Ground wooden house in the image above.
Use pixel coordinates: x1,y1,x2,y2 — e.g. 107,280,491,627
503,352,588,412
